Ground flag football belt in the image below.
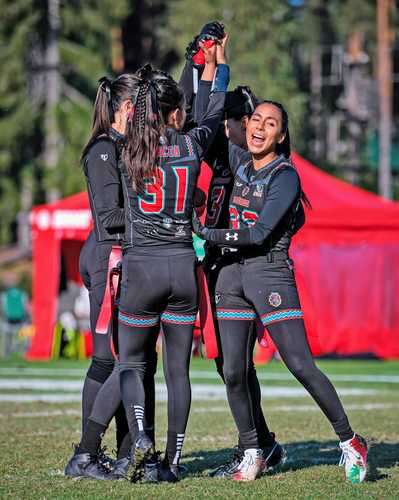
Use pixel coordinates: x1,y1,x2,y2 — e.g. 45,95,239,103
96,246,122,358
220,247,289,262
196,264,218,359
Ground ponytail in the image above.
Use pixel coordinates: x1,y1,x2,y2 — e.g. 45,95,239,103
123,64,184,191
81,74,137,163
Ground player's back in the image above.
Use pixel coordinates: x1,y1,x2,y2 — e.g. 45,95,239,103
121,128,200,251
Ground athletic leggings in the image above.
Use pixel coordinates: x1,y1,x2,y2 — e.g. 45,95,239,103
216,254,353,449
118,250,197,466
79,233,157,452
207,259,273,449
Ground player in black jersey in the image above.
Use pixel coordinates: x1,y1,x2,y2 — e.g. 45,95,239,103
65,75,157,480
117,39,229,482
187,77,285,477
195,100,368,483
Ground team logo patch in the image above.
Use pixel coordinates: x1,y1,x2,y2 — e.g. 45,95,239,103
268,292,282,308
242,186,250,197
175,225,186,237
254,184,264,197
215,293,221,304
100,153,108,161
225,232,238,241
163,218,173,229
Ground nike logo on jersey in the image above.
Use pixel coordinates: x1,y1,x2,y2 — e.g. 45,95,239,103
100,154,108,161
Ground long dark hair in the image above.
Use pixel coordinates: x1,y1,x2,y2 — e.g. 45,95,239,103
259,99,311,208
123,64,185,190
81,74,137,162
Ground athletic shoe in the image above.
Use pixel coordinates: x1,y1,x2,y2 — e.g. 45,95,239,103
109,457,130,480
142,451,161,483
64,448,112,480
339,434,367,484
232,448,265,482
130,432,154,483
97,446,115,472
158,459,179,483
209,445,243,478
262,435,287,473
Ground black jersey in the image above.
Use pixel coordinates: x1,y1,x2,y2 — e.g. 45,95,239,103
202,143,305,253
193,80,234,229
83,128,125,242
121,70,228,252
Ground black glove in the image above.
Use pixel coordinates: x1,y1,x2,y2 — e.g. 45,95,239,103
185,21,225,62
198,21,225,41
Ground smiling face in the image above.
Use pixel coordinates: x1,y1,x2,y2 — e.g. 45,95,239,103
246,102,286,158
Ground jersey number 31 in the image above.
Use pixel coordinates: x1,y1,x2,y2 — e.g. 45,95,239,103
139,166,189,214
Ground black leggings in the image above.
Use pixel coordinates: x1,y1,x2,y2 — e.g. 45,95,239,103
216,257,353,449
118,251,197,466
207,260,272,449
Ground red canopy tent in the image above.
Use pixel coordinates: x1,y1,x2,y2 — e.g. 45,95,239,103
27,154,399,360
28,192,91,359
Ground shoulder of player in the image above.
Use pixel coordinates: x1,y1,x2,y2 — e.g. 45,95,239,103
269,163,300,190
86,139,117,166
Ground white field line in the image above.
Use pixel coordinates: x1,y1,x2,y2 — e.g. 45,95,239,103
0,367,398,384
1,402,398,419
0,379,385,403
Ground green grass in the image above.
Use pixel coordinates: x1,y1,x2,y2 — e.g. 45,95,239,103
0,356,398,499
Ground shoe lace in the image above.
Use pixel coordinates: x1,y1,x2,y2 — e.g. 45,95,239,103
238,451,256,473
339,439,360,467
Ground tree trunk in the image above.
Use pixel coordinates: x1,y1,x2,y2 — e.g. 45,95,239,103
44,0,61,202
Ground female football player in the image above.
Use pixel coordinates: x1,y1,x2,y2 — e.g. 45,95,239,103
65,74,157,480
117,37,229,482
195,100,367,483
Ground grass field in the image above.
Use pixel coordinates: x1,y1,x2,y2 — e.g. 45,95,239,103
1,355,398,499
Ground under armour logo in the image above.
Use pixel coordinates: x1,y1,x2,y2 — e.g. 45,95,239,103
225,232,238,241
100,154,108,161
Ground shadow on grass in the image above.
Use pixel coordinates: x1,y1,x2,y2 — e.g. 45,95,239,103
183,440,398,482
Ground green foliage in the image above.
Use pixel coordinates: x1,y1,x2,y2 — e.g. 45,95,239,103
0,0,129,244
165,0,307,149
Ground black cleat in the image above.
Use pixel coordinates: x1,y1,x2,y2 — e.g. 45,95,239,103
65,448,112,480
209,446,243,478
130,432,154,483
158,460,179,483
109,457,130,480
97,446,115,472
142,451,161,483
262,434,286,473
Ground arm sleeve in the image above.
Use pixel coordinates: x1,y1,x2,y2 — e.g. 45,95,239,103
86,140,125,231
193,80,212,124
179,60,204,115
188,64,229,159
201,169,300,246
228,141,251,175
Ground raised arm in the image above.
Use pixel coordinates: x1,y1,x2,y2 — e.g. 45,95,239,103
84,139,124,232
188,34,230,159
197,168,301,246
